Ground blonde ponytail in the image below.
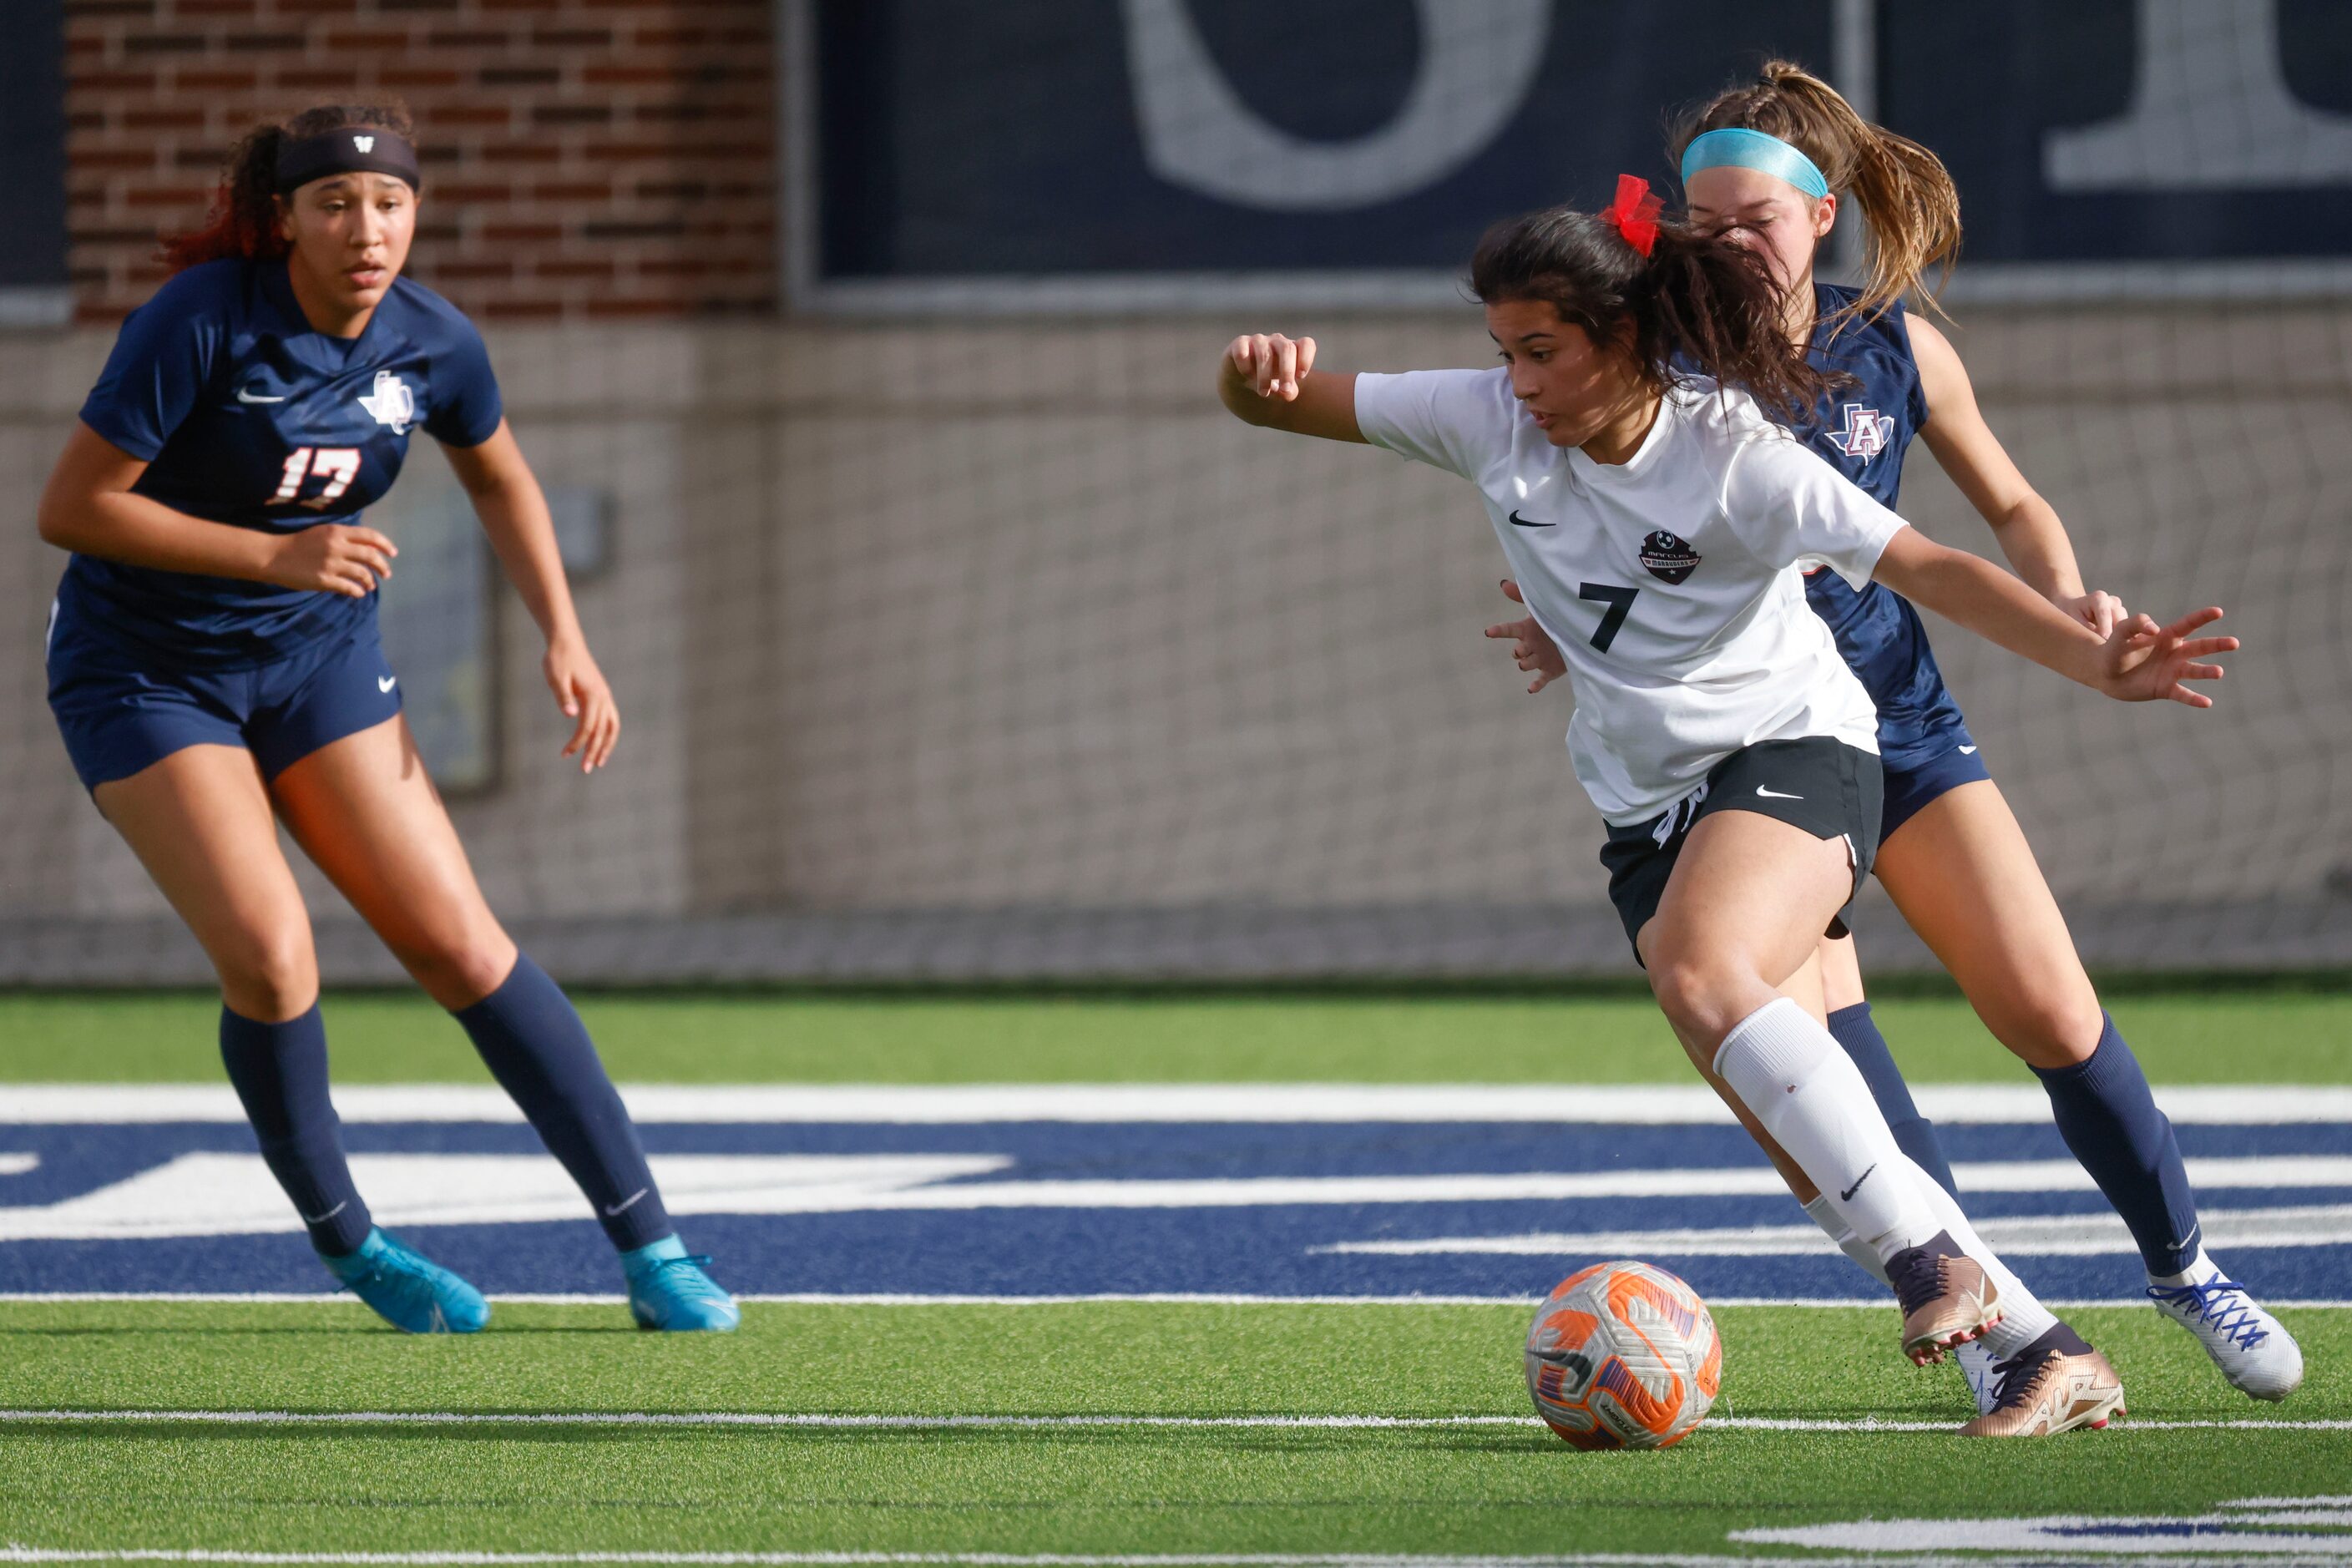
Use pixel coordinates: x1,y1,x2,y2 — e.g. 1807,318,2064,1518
1673,60,1962,327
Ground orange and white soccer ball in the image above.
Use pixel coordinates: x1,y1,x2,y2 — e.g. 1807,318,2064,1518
1524,1260,1722,1449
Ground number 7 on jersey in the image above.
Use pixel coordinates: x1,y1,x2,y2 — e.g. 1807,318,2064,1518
1579,582,1639,652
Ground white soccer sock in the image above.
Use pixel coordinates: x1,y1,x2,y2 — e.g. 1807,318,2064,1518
1802,1193,1889,1287
1893,1154,2057,1358
1713,998,1939,1262
1806,1161,2059,1358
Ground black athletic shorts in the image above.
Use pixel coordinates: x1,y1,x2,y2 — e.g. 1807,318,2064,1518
1598,737,1884,961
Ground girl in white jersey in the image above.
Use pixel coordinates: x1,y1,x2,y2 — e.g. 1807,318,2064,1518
1219,181,2236,1434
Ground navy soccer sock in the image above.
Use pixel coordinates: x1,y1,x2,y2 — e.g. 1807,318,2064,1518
1826,1002,1960,1201
218,1004,374,1257
453,953,671,1251
2031,1014,2202,1277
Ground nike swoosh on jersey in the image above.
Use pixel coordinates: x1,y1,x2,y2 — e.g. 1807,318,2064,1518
1507,510,1553,528
377,675,397,692
236,388,288,403
1959,745,1979,755
1756,786,1804,800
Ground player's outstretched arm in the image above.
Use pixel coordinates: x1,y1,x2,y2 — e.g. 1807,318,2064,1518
37,422,397,597
443,419,620,773
1873,526,2235,707
1218,333,1365,443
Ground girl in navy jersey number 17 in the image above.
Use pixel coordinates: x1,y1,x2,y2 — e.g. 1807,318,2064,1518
1486,63,2301,1406
37,101,735,1333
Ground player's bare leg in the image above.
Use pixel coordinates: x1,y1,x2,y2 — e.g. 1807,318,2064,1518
1637,810,1996,1363
94,745,485,1329
1883,780,2301,1399
268,714,513,1010
94,744,317,1024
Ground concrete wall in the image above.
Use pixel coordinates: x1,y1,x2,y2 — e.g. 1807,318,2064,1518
5,303,2349,950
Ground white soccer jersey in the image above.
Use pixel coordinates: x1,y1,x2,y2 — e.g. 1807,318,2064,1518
1355,368,1904,825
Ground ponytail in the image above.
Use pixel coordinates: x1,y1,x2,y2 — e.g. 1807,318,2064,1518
160,99,416,273
1470,200,1830,423
1672,59,1962,326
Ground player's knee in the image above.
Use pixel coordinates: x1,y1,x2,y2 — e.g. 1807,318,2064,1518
1646,953,1750,1048
215,928,318,1022
392,928,514,1010
1983,986,2104,1070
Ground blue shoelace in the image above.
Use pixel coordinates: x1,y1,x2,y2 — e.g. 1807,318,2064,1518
2148,1277,2269,1348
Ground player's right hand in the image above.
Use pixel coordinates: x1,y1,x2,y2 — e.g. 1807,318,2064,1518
265,524,398,598
1224,333,1317,401
2097,605,2236,707
1485,579,1569,694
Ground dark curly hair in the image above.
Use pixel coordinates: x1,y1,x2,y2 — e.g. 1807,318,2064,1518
1469,202,1830,423
161,100,417,272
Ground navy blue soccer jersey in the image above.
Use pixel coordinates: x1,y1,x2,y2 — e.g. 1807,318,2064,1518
1796,282,1968,773
61,256,502,668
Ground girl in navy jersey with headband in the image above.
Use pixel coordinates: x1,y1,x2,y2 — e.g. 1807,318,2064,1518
1485,62,2300,1407
38,102,736,1334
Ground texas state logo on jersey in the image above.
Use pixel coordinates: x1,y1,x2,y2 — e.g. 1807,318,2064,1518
357,370,416,436
1824,402,1896,460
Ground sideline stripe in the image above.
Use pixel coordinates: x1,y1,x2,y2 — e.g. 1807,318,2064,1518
3,1292,2349,1309
7,1082,2350,1125
3,1408,2346,1434
0,1550,1920,1567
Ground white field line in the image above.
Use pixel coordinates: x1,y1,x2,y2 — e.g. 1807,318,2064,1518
2,1407,2346,1434
0,1550,1936,1567
1314,1202,2352,1259
3,1292,2349,1309
6,1083,2350,1125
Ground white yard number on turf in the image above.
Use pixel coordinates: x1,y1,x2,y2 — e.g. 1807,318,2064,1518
272,447,362,506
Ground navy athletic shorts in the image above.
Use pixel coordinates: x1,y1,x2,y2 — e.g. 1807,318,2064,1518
1598,737,1884,961
47,612,403,791
1879,724,1992,842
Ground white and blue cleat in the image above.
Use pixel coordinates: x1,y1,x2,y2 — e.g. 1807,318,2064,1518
622,1235,741,1332
322,1228,490,1334
2148,1252,2303,1401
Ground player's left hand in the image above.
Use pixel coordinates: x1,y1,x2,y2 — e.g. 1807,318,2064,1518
2058,589,2127,639
1484,579,1569,694
545,636,620,771
2097,606,2237,707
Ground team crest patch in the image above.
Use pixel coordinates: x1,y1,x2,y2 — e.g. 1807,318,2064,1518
1639,530,1701,584
357,370,414,435
1827,402,1895,458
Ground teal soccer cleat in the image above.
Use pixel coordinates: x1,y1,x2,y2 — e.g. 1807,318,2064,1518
622,1235,741,1332
321,1229,491,1334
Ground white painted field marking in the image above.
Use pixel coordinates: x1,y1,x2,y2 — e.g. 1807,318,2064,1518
1734,1492,2352,1555
5,1083,2349,1125
0,1154,1012,1242
11,1150,2350,1244
1319,1202,2352,1259
2,1408,2344,1434
0,1548,1908,1567
4,1292,2349,1309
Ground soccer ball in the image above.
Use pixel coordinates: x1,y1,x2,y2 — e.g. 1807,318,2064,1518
1524,1260,1722,1449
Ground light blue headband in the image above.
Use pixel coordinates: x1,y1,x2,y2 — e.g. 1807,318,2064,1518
1679,127,1829,200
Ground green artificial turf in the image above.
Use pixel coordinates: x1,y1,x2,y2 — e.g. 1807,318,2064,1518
0,1301,2344,1557
3,986,2349,1085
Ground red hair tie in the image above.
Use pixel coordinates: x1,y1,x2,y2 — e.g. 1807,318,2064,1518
1601,173,1662,257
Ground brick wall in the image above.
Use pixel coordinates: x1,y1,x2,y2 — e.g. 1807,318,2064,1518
63,0,776,321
